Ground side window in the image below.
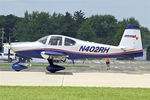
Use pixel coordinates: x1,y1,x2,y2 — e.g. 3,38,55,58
49,36,62,46
65,38,76,46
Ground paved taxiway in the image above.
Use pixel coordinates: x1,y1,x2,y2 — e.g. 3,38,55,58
1,71,150,88
1,60,150,88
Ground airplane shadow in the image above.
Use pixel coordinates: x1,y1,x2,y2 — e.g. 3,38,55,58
45,71,73,75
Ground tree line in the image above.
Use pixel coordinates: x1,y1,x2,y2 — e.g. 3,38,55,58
0,10,150,52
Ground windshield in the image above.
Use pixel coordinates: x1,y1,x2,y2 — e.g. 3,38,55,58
48,36,62,46
37,36,48,44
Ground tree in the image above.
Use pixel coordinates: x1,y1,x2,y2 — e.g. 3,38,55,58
81,15,118,44
77,21,96,41
0,10,147,48
49,12,67,35
0,15,6,28
73,10,86,37
114,18,140,45
147,45,150,61
74,10,86,25
141,27,150,48
87,15,117,38
0,28,2,51
61,12,75,37
0,14,20,43
13,11,51,41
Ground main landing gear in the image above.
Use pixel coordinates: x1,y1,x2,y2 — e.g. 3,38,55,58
12,59,65,73
12,62,28,71
46,59,65,73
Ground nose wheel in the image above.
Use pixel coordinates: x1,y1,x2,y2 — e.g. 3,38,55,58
46,59,65,73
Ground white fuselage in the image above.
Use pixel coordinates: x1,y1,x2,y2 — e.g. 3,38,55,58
4,35,143,60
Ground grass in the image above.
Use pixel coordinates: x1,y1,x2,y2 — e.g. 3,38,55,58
0,63,12,67
0,86,150,100
0,63,90,68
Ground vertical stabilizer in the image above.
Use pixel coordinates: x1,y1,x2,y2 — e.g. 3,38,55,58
119,24,142,51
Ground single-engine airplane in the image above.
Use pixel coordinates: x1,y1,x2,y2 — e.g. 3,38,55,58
4,24,143,72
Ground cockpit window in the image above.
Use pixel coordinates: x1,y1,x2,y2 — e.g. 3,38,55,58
48,36,62,46
37,36,48,44
65,38,76,46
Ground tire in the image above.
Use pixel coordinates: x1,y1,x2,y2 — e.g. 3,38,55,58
50,71,56,73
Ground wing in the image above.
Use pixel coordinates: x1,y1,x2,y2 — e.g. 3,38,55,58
41,51,67,59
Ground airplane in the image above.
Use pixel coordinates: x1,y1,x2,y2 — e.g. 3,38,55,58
4,24,143,73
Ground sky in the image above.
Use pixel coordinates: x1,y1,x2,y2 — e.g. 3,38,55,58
0,0,150,29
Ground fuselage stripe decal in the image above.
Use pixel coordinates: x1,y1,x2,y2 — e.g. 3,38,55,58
16,48,143,56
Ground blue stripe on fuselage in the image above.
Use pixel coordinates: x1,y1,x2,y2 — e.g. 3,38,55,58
16,49,143,59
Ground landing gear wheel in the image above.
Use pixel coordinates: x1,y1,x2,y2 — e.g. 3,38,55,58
12,62,28,71
50,71,56,73
46,59,65,73
15,69,22,72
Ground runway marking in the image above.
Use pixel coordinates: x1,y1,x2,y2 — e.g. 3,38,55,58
1,71,150,88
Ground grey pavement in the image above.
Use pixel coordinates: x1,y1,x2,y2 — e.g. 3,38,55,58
1,60,150,87
0,60,150,74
